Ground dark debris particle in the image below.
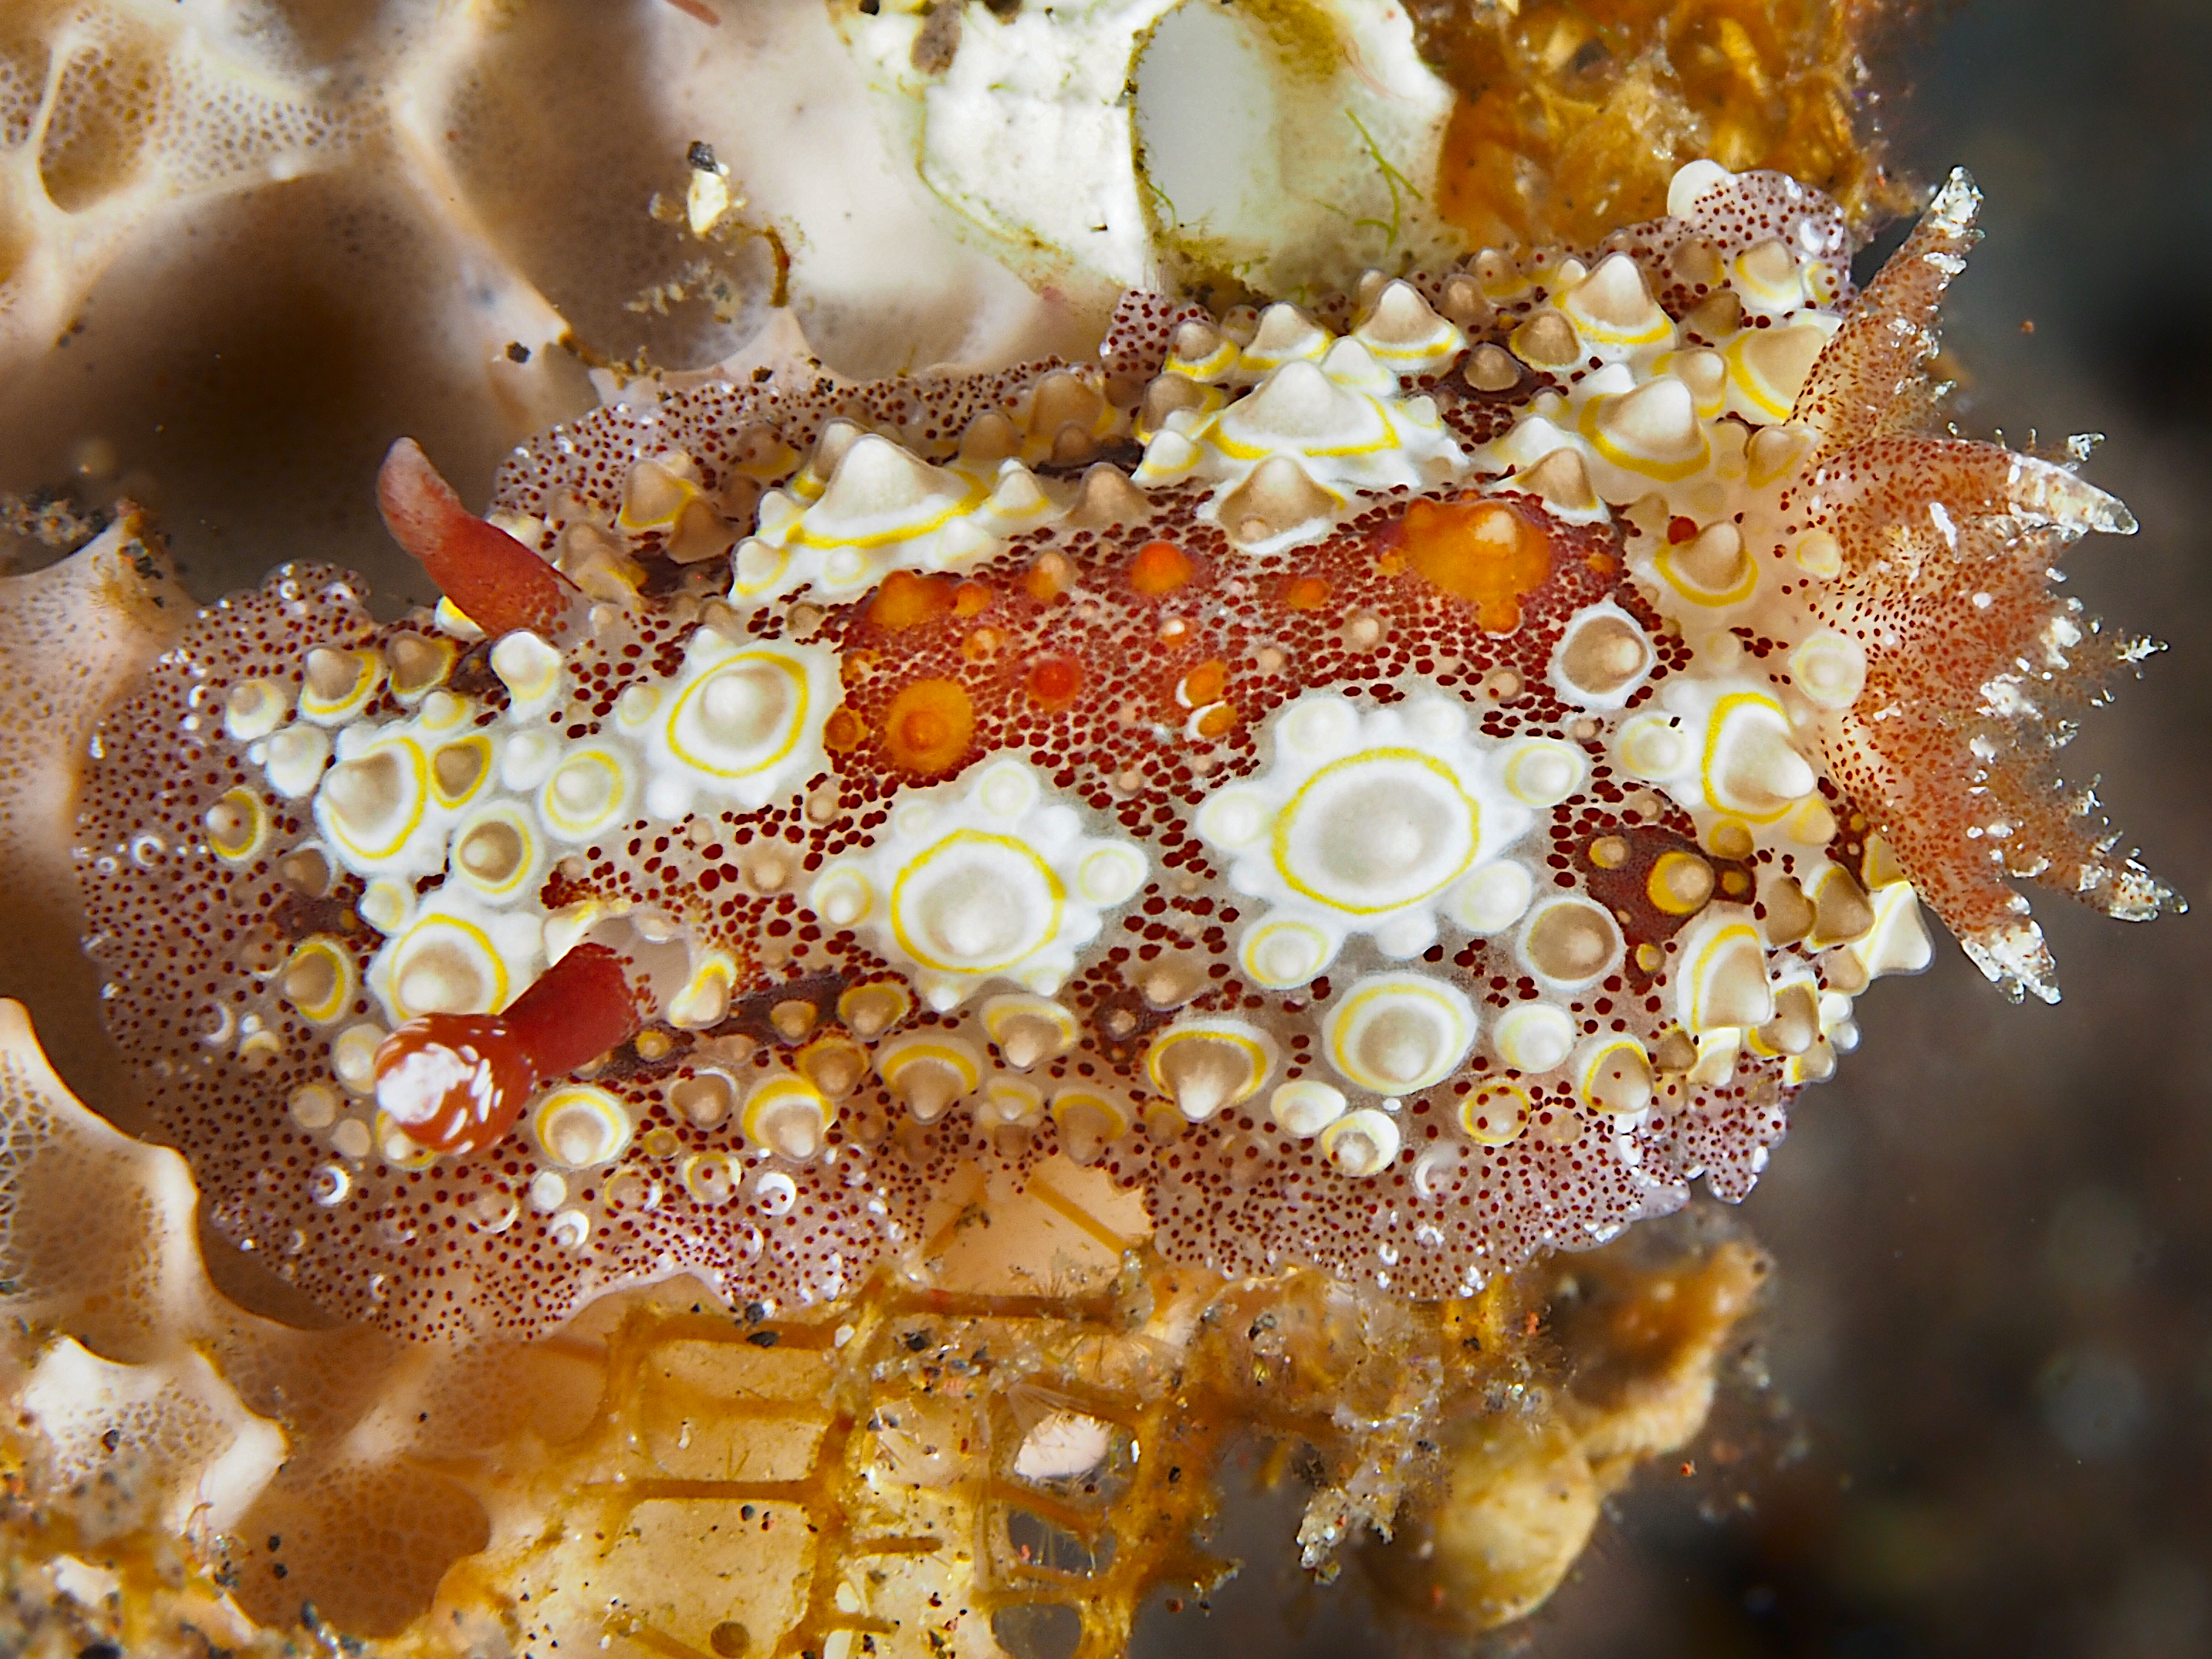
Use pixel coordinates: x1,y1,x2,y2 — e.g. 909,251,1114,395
687,141,718,173
745,1328,779,1348
506,341,531,363
911,2,960,73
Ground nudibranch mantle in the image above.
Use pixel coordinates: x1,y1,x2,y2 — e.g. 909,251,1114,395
76,163,2170,1340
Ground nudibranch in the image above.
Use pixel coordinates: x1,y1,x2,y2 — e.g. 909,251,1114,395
75,163,2170,1340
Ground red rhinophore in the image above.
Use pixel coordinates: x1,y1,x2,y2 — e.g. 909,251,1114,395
372,944,641,1156
498,943,640,1078
376,437,584,641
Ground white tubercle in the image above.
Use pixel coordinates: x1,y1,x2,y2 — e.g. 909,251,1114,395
1349,280,1468,379
262,723,332,799
814,760,1146,1009
1145,1019,1277,1123
1448,860,1535,935
1677,906,1777,1034
1557,253,1675,359
1132,340,1468,553
491,631,565,713
1460,1081,1532,1146
313,737,431,878
1549,600,1655,710
1269,1079,1347,1138
535,1085,635,1170
1196,692,1535,978
1492,1002,1576,1074
1650,679,1824,856
537,743,637,843
734,428,1056,601
363,891,544,1026
1667,158,1734,219
1575,1036,1654,1117
1322,973,1477,1095
626,628,838,820
1227,303,1332,380
223,677,292,742
1789,630,1868,711
1322,1108,1401,1178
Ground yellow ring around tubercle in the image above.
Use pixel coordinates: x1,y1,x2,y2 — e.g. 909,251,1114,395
1724,332,1796,422
667,651,809,779
1647,850,1715,915
789,470,989,552
1579,1036,1646,1098
541,748,630,834
452,804,537,900
1363,335,1458,364
742,1075,827,1143
1577,394,1710,482
889,828,1066,975
1741,978,1817,1057
1240,919,1331,987
1144,1026,1270,1102
1209,395,1396,464
733,542,791,596
880,1039,981,1090
1168,341,1238,380
1565,306,1670,350
1330,978,1469,1088
1702,692,1797,823
371,1110,440,1169
391,913,509,1020
1051,1089,1129,1133
208,787,268,863
283,938,356,1024
429,733,495,808
1272,748,1481,916
1460,1081,1531,1145
338,739,429,863
1654,540,1759,607
537,1084,633,1166
300,650,381,718
1689,920,1765,1030
1502,740,1584,806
